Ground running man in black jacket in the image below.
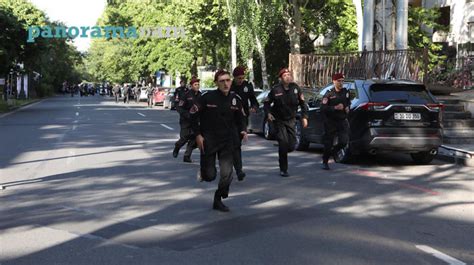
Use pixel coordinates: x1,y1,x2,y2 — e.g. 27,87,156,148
191,70,247,212
230,66,259,181
263,68,308,177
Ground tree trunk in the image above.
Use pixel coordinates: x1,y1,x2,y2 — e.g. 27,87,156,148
255,35,269,89
230,25,237,70
226,0,237,70
212,45,217,67
247,57,254,85
352,0,363,51
202,48,207,66
287,0,301,54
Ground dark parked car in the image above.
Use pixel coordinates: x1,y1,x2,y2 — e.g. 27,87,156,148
248,90,274,139
294,79,443,164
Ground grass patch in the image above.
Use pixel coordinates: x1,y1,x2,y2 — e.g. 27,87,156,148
0,98,38,113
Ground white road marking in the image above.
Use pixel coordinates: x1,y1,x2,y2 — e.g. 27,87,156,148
66,149,76,165
137,112,146,117
160,124,174,130
72,125,77,131
416,245,466,265
75,112,79,116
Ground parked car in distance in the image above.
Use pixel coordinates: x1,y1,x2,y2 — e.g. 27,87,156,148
163,88,176,109
153,87,167,105
138,87,148,101
293,79,443,164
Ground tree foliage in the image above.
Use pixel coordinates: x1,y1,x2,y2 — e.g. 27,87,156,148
0,0,84,96
408,7,447,71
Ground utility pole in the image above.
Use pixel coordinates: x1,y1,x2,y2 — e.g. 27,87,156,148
362,0,375,51
395,0,408,50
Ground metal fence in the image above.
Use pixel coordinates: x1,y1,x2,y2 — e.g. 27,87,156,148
289,49,427,88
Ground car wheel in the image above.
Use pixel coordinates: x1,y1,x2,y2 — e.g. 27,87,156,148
410,151,435,164
263,120,275,140
294,119,309,151
334,143,352,163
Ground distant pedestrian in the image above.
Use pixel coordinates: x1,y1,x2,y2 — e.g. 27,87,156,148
134,85,141,103
113,85,120,103
123,85,130,104
147,84,155,108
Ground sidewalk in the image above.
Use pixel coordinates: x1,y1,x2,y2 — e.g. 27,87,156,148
435,89,474,166
438,144,474,167
0,98,40,113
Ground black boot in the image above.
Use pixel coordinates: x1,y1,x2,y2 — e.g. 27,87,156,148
183,156,192,163
321,162,330,170
213,190,229,212
172,146,179,158
236,170,246,181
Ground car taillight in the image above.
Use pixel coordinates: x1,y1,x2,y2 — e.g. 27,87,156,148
426,103,444,111
359,102,389,111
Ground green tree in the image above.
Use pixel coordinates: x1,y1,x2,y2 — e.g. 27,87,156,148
0,0,85,96
408,7,447,71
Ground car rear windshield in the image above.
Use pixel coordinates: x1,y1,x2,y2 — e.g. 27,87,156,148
367,84,434,104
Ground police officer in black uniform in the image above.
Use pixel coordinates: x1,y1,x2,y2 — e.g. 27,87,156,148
264,68,308,177
320,73,351,170
173,77,201,162
191,70,247,212
173,78,188,109
230,66,259,181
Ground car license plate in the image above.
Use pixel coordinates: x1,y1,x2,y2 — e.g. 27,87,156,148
394,112,421,120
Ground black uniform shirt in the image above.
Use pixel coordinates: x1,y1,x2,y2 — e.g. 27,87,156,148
263,82,308,121
230,80,259,116
174,86,189,103
190,90,246,141
321,87,351,121
177,89,201,123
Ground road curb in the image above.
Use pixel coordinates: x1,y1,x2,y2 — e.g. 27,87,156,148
0,98,44,118
437,145,474,167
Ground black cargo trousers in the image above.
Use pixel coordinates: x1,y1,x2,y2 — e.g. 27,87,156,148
174,122,196,157
274,118,296,172
322,119,350,163
200,134,234,198
232,116,248,174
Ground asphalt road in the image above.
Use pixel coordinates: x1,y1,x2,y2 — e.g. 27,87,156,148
1,95,473,265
